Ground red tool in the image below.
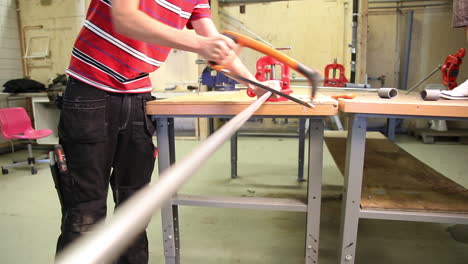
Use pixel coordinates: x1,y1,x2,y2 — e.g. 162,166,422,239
323,59,349,87
441,48,465,90
247,56,293,102
210,31,321,101
54,144,68,176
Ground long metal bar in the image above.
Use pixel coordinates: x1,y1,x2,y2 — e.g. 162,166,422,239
289,84,380,92
360,209,468,224
55,92,272,264
405,64,443,94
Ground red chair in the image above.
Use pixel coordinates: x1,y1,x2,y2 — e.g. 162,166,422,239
0,107,53,174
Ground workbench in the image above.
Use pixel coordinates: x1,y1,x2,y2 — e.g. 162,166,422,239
146,91,338,264
335,92,468,264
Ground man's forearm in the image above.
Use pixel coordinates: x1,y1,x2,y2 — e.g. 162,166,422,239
191,18,260,92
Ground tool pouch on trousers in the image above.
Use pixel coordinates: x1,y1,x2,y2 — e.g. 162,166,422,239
50,145,75,210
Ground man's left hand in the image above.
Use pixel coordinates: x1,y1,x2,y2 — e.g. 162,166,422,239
249,80,282,98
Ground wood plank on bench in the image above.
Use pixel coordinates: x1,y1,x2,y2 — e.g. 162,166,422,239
325,131,468,214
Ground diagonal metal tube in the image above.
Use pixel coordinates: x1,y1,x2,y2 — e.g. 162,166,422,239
55,92,272,264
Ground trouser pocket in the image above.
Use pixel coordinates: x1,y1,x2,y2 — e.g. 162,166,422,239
133,94,156,139
59,78,109,143
59,98,108,142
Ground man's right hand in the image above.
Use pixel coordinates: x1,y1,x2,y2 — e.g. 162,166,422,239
198,35,237,65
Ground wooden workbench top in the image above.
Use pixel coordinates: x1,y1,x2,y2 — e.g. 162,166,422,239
146,91,339,116
338,91,468,118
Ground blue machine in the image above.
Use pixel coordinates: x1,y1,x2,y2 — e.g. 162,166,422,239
201,67,238,91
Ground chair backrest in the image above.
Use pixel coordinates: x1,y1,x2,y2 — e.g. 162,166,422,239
0,107,34,140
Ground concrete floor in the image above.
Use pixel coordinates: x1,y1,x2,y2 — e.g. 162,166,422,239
0,135,467,263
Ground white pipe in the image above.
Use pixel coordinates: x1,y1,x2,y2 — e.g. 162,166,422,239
55,92,272,264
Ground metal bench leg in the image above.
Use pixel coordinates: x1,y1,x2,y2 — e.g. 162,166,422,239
157,118,180,264
338,114,367,264
305,118,324,263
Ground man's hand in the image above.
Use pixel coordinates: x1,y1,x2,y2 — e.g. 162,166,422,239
249,80,282,98
197,35,237,65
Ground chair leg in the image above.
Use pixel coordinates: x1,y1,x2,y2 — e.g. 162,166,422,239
27,143,38,175
9,140,15,153
9,141,19,163
1,143,50,175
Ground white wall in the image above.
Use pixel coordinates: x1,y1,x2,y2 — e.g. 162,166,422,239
0,0,23,145
0,0,23,87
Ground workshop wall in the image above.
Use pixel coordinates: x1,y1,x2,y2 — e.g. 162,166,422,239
218,0,353,81
367,6,467,90
149,36,200,91
0,0,23,86
15,0,201,91
0,0,24,146
16,1,467,94
17,0,89,85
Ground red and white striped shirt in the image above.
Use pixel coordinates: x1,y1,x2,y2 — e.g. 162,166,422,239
66,0,211,93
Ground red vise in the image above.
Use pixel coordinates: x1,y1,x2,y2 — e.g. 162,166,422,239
323,61,348,87
248,56,292,101
441,48,465,90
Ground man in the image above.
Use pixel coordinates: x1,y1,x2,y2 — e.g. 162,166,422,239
56,0,279,263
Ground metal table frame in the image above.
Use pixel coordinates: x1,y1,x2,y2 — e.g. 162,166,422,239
153,115,326,264
230,118,308,181
338,113,468,264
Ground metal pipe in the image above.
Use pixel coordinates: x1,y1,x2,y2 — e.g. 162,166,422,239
237,83,381,92
369,3,449,9
405,64,443,94
292,85,380,92
55,92,272,264
350,0,359,83
400,10,413,90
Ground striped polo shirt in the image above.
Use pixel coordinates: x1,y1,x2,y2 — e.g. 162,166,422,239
66,0,211,93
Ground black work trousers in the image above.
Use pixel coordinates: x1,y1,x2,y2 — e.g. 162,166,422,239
56,78,156,263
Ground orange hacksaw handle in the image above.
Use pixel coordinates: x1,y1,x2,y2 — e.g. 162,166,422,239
211,31,322,98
